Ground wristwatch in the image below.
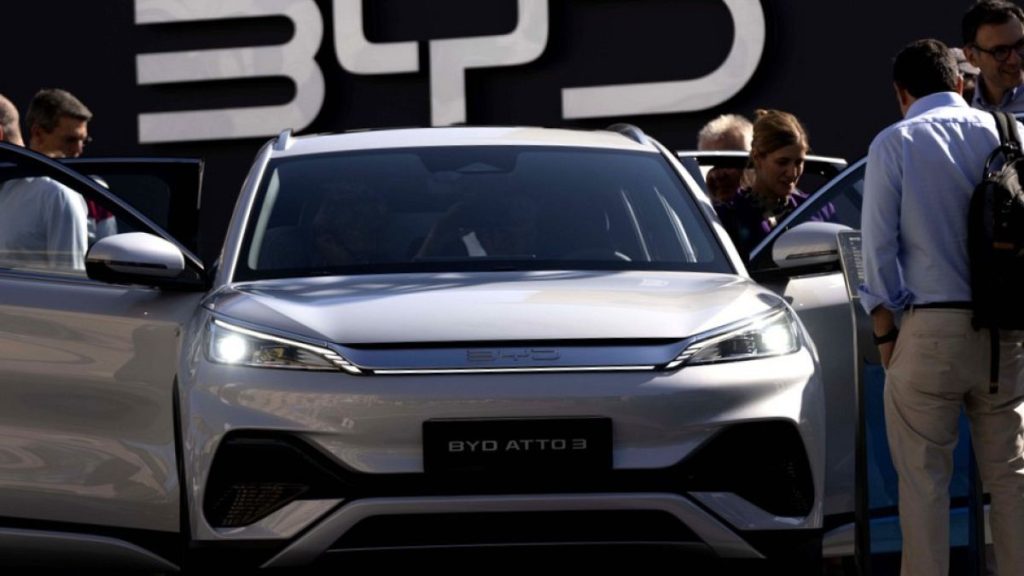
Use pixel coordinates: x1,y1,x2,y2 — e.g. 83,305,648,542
873,326,899,345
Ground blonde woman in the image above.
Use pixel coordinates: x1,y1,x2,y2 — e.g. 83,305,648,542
715,109,834,260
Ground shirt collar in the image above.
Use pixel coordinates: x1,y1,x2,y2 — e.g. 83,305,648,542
906,91,969,119
971,77,1024,110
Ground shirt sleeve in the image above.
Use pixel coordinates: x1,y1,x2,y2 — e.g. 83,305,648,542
858,130,910,313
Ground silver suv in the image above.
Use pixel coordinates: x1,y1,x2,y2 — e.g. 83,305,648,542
0,126,824,571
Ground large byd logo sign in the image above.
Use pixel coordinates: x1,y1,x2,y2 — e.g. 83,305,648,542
134,0,765,143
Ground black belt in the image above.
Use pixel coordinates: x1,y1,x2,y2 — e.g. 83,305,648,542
905,301,972,311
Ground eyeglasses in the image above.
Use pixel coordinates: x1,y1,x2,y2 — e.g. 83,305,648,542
64,135,92,148
972,38,1024,62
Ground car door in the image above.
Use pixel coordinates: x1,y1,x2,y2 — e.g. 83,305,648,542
0,143,206,567
746,159,867,532
62,157,203,259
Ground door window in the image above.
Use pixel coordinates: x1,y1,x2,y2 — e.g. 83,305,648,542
0,159,91,274
748,160,866,271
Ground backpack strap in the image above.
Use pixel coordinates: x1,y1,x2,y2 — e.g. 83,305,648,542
993,110,1022,150
984,112,1015,393
984,111,1023,176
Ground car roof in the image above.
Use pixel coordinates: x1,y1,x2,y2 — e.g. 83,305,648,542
271,126,658,158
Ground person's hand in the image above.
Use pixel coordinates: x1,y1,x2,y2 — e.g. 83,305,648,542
878,341,895,369
870,310,898,370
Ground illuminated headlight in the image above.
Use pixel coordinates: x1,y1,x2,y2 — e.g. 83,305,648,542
665,308,800,369
206,319,362,374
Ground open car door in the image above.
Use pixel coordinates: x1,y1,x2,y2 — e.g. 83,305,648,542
0,143,207,571
62,157,203,261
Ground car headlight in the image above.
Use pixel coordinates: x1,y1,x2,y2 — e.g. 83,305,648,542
206,319,362,374
665,308,800,368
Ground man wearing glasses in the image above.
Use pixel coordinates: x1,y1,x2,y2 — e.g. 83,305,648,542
25,88,115,242
963,0,1024,113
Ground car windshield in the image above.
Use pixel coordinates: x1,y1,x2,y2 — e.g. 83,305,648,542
234,145,731,280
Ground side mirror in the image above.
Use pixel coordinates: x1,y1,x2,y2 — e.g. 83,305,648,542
772,221,853,270
86,232,187,285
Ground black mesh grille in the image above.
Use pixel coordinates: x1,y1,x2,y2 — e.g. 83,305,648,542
207,482,309,528
203,434,350,528
334,510,699,550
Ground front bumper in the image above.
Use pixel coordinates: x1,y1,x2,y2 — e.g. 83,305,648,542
180,337,824,566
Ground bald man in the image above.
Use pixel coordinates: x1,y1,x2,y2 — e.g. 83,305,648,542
0,93,24,146
696,113,753,205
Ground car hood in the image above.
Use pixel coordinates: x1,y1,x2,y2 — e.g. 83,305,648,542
205,271,784,345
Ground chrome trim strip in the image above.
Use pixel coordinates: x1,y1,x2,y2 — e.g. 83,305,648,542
262,493,764,568
373,365,656,375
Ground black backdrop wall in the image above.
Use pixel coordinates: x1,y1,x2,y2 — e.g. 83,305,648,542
1,0,975,257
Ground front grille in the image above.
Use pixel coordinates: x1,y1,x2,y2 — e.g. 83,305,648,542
203,420,814,528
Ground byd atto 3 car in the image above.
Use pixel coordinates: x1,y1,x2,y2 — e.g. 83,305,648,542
0,125,825,571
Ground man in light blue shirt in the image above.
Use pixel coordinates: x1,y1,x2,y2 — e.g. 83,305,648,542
963,0,1024,113
859,38,1024,576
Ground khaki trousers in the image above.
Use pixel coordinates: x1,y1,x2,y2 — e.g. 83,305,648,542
886,308,1024,576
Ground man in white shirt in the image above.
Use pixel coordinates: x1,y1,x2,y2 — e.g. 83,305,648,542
0,91,89,272
0,178,88,271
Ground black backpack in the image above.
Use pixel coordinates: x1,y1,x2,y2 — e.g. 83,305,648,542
968,110,1024,391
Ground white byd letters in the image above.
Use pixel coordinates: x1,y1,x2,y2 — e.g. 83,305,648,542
334,0,548,127
333,0,418,74
135,0,324,143
561,0,765,119
135,1,764,142
428,0,548,126
447,440,498,453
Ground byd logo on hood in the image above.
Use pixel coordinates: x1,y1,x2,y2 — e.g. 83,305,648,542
134,0,765,144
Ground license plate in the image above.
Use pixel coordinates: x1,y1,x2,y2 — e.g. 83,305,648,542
423,417,612,473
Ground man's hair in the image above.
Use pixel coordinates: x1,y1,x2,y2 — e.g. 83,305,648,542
25,88,92,132
963,0,1024,45
0,93,21,143
893,39,960,98
697,114,753,151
